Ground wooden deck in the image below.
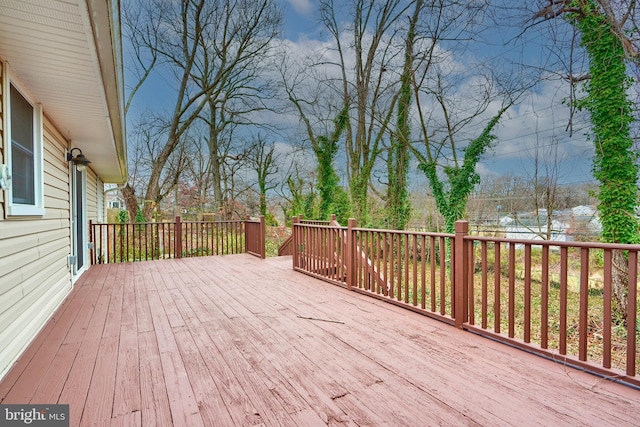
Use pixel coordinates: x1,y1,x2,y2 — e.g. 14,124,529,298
1,255,638,426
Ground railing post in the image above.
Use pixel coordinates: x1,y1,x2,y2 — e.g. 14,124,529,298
244,215,250,255
292,216,300,269
454,220,469,328
346,218,356,291
175,216,182,259
259,215,266,259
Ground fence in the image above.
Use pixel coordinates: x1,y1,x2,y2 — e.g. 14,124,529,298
278,216,335,256
90,216,265,264
292,218,640,387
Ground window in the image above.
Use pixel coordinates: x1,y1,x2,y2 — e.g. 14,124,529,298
3,68,44,216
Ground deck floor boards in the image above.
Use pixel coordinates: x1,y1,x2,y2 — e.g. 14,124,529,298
1,254,639,426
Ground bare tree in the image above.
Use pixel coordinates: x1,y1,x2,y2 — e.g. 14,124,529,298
517,134,568,240
318,0,411,226
120,1,163,222
192,0,282,216
121,112,189,221
123,0,282,220
385,0,423,230
279,54,351,220
245,134,280,217
275,152,318,222
406,0,523,233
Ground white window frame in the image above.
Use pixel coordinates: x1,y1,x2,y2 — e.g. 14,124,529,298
2,63,45,217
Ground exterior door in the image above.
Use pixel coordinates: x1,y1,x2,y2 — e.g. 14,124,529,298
71,166,86,277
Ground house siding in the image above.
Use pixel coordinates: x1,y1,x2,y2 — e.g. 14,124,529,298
87,169,98,222
0,65,83,379
0,60,4,221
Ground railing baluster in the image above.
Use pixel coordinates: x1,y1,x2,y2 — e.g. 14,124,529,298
214,222,218,255
449,236,455,317
579,248,589,361
524,244,532,343
390,233,396,300
384,233,391,299
376,231,382,294
354,229,360,288
420,235,426,309
397,234,403,300
412,234,418,306
429,236,437,312
162,223,167,259
224,221,228,254
111,224,115,263
439,236,446,315
560,246,568,355
468,237,474,325
508,242,516,338
603,249,612,368
144,223,149,261
335,228,341,283
119,223,124,263
494,242,501,334
404,234,409,304
99,224,103,264
219,221,223,255
541,245,549,349
626,250,637,376
322,226,326,278
481,240,488,329
310,226,315,274
166,222,170,259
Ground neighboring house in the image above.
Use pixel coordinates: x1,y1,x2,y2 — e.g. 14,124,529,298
0,0,127,381
500,210,569,245
499,205,606,245
106,193,125,210
566,205,602,239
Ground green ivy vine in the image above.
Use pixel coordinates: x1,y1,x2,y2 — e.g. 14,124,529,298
418,110,506,233
568,0,639,245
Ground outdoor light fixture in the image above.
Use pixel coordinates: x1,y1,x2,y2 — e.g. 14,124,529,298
67,148,91,172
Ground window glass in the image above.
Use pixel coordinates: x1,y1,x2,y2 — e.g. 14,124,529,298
10,84,35,205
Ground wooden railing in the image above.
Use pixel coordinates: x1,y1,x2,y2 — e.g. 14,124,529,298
245,216,266,259
90,216,265,264
278,215,336,256
292,217,348,286
292,218,640,387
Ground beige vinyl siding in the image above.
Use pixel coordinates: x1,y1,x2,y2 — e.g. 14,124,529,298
96,178,104,222
0,60,4,221
87,168,98,222
0,107,74,380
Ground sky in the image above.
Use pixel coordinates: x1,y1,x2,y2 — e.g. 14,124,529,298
282,0,317,38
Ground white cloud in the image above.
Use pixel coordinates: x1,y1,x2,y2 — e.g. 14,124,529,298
287,0,313,15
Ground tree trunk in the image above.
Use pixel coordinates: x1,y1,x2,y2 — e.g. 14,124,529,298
612,250,629,323
350,172,370,226
121,183,139,224
565,2,640,324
